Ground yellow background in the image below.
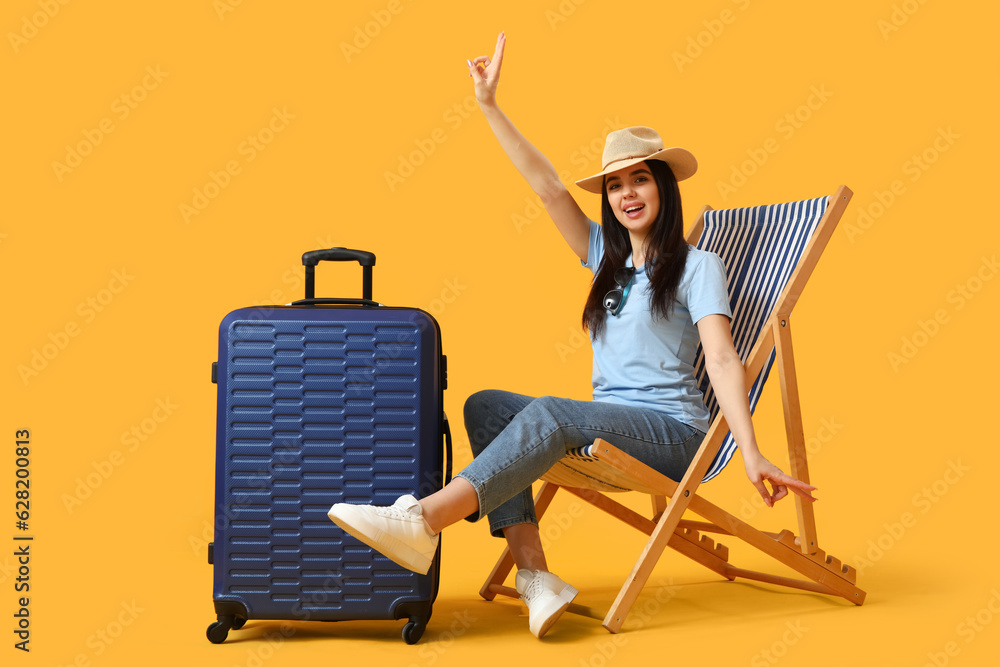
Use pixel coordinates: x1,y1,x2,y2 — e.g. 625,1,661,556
3,0,999,664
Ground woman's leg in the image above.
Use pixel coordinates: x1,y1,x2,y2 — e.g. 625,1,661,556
427,392,703,563
502,523,547,571
452,395,703,533
422,390,548,568
418,477,478,533
450,390,542,532
330,392,702,576
412,481,548,569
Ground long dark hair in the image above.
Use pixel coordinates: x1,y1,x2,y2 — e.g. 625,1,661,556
582,159,689,339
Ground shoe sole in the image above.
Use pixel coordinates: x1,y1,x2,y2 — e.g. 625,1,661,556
532,584,579,638
327,505,434,575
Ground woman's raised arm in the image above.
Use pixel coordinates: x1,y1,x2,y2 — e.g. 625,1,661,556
467,32,591,262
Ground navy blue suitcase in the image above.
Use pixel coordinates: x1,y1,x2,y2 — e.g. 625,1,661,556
207,248,451,645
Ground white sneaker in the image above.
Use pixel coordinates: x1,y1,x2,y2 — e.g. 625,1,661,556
515,569,579,638
327,495,438,574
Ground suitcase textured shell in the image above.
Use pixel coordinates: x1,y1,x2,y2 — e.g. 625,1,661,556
209,303,445,642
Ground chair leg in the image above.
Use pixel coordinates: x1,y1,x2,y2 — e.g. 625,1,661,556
590,432,729,633
479,482,560,601
650,494,667,521
602,489,689,633
566,486,733,580
479,548,516,601
774,318,819,555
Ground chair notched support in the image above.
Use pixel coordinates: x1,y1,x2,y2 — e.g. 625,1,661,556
479,185,865,633
585,443,866,621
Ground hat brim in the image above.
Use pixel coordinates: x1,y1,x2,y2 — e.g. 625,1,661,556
574,147,698,194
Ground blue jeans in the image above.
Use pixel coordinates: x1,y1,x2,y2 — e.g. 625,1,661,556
455,390,705,537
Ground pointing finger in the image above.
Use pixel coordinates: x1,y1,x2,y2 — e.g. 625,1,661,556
775,474,817,500
790,485,818,502
765,470,817,501
492,31,506,70
772,471,817,492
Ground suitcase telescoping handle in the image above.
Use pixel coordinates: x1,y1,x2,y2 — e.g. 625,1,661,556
294,247,377,306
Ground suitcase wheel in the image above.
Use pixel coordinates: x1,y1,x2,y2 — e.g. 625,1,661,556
402,617,427,644
206,614,241,644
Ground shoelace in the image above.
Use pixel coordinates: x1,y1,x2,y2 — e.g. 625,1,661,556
520,571,545,603
375,504,413,520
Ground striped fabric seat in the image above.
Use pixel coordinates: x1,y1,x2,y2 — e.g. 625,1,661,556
543,195,831,490
543,442,663,494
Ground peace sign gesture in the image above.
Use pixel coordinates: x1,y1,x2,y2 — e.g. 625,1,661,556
467,31,506,107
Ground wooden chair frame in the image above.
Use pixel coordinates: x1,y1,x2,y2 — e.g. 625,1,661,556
479,184,865,633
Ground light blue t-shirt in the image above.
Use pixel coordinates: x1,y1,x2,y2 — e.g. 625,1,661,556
582,219,732,433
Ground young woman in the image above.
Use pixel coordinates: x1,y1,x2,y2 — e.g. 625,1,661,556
329,31,816,639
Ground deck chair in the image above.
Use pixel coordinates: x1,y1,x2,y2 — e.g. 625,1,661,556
479,184,866,633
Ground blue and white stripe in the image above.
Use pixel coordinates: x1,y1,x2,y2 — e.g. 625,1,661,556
696,195,829,481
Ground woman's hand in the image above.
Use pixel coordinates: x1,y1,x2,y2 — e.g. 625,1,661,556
742,450,817,508
467,31,506,108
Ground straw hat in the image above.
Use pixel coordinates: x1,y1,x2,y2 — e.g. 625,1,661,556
574,126,697,193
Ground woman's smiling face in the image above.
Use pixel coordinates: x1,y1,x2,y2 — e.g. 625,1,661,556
604,160,661,234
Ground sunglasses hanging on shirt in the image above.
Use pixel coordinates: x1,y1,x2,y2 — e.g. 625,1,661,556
603,267,636,317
